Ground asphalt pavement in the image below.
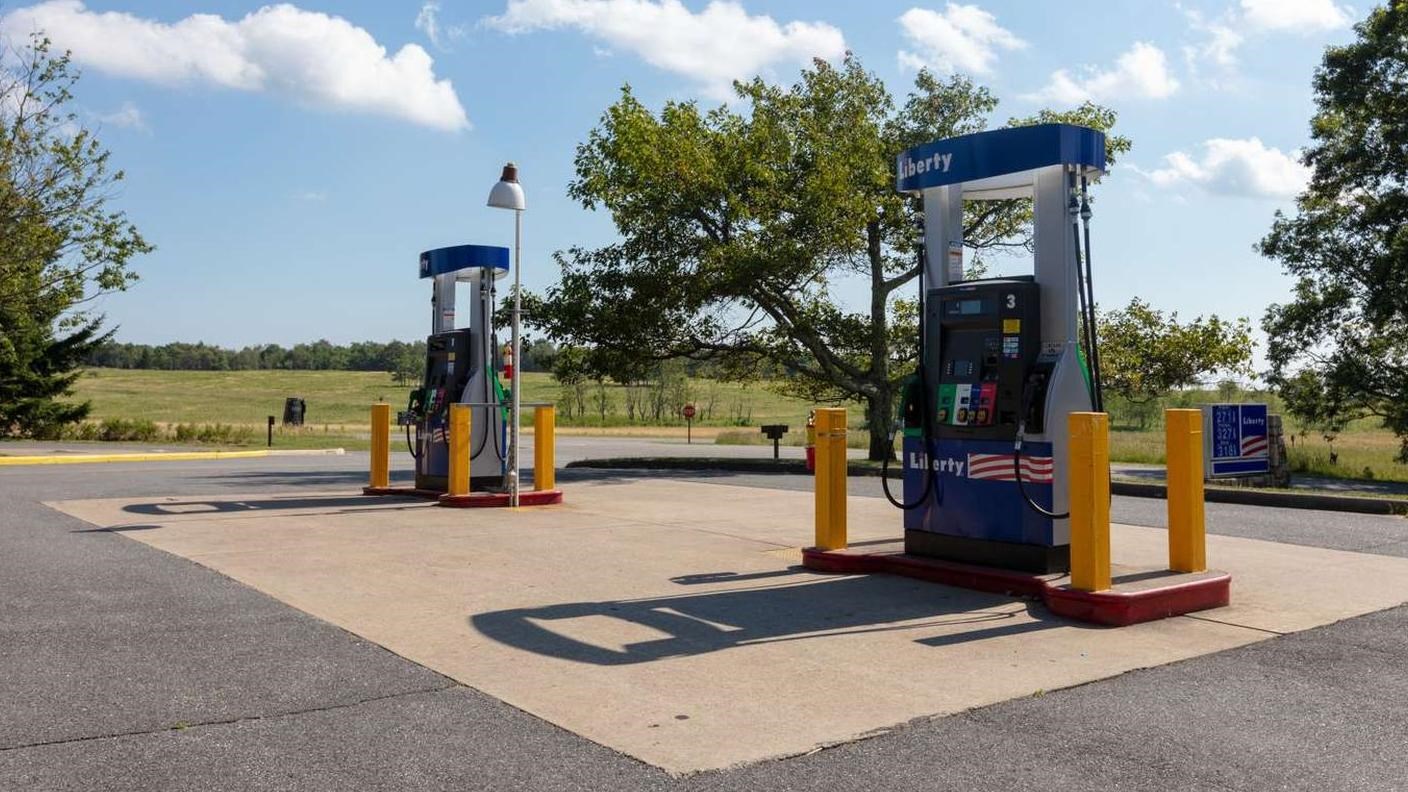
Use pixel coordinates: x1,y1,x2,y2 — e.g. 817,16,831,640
3,443,1408,790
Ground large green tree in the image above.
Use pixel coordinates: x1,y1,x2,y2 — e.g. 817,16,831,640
0,35,150,436
1097,298,1254,426
527,56,1127,460
1259,2,1408,460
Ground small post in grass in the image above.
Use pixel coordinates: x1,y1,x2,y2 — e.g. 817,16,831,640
267,416,274,448
761,424,789,461
682,403,696,444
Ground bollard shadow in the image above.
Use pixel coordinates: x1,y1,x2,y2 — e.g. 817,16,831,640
72,523,164,534
471,574,1077,666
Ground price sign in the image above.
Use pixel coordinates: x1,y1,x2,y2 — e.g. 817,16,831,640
1203,403,1270,478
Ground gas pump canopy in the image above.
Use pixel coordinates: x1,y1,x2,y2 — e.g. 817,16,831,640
896,123,1107,200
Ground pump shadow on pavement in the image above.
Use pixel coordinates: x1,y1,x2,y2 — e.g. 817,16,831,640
194,468,420,490
119,494,427,517
471,574,1069,666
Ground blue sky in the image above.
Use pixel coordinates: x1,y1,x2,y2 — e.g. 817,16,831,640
0,0,1360,360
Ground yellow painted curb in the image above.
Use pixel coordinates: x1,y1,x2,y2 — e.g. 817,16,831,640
0,450,276,466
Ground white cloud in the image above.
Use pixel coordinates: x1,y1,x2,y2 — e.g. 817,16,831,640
2,1,469,131
483,0,847,99
895,4,1025,76
1135,137,1310,199
1024,42,1179,103
1181,0,1350,79
416,1,465,51
1240,0,1351,32
94,100,147,131
1180,7,1243,70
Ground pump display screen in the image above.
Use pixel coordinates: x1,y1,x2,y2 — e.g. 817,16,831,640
946,299,987,316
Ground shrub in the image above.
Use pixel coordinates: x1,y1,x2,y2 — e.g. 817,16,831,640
170,423,255,445
97,418,159,442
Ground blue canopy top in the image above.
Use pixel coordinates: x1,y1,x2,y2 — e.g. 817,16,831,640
419,244,510,279
896,123,1106,197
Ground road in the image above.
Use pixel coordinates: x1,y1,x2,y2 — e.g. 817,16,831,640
2,442,1407,790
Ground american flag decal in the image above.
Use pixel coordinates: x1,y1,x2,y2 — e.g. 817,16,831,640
967,453,1054,484
1241,434,1268,457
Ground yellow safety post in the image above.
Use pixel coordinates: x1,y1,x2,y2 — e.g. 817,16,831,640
813,408,848,550
534,405,556,491
448,404,471,497
369,403,390,489
1166,408,1207,572
1069,412,1111,592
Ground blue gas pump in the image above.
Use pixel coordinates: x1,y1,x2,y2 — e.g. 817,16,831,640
892,124,1108,573
401,244,510,493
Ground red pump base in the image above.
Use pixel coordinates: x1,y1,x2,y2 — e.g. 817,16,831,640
438,490,564,508
802,544,1229,627
362,486,565,509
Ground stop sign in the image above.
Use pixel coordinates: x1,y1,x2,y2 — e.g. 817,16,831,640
682,404,697,420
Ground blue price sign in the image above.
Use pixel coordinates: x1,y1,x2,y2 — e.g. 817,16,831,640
1205,404,1270,478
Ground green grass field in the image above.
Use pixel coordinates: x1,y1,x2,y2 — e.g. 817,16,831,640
67,368,821,427
58,368,826,450
53,368,1408,484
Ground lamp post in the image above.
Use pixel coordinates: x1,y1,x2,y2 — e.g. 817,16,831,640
487,162,526,507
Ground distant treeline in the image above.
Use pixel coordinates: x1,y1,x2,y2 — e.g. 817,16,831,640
85,339,558,374
86,340,427,372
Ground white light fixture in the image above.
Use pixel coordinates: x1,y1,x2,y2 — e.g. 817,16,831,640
488,162,525,507
488,163,526,211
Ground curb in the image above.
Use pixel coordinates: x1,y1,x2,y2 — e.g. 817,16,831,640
0,448,346,466
565,457,1408,516
1108,480,1408,516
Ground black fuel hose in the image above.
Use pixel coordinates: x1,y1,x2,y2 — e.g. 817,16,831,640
882,237,940,510
881,393,937,510
1013,427,1068,520
1080,174,1105,413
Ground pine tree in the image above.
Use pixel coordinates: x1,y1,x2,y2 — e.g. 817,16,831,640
0,34,150,436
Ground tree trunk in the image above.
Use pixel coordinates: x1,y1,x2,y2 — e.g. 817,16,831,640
866,219,892,462
866,388,895,462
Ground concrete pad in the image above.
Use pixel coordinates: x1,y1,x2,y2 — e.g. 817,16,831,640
49,480,1408,774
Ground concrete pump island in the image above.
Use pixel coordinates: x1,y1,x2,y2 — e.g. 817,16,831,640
37,129,1408,778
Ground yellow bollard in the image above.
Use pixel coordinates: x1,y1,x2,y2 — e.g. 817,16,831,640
448,404,471,496
1069,412,1111,592
813,408,848,550
534,405,556,491
369,403,390,489
1166,408,1207,572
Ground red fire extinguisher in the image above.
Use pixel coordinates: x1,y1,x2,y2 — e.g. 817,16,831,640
805,410,817,473
502,344,514,380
